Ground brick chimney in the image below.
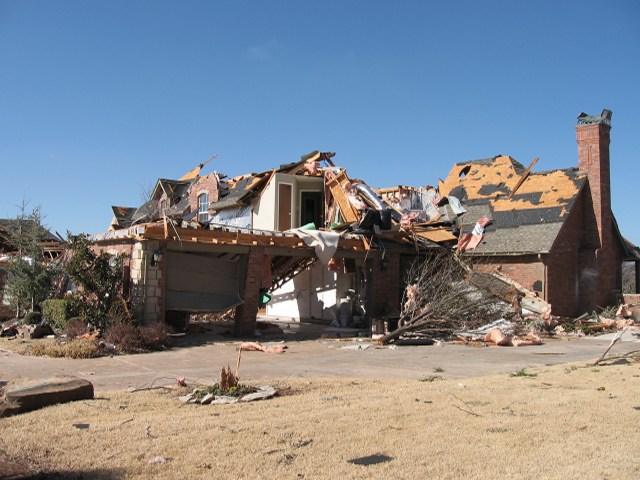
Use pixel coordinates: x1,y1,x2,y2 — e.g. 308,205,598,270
576,109,615,308
576,109,612,250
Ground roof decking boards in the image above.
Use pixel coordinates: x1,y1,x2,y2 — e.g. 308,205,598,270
437,155,587,255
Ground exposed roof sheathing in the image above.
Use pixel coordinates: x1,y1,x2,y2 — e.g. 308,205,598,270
438,155,588,255
210,173,272,211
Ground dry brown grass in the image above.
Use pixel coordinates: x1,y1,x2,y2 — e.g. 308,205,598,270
28,338,99,359
2,360,640,479
0,336,36,354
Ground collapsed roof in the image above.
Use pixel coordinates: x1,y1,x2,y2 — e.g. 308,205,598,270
0,219,64,260
109,151,337,230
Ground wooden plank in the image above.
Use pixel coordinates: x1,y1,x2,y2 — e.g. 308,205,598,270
326,171,359,223
508,157,539,199
142,223,366,250
415,229,457,243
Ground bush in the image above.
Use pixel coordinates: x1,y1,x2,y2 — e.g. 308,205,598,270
139,322,173,350
24,311,42,325
64,318,89,339
42,299,79,330
104,323,143,354
29,338,98,359
64,234,128,331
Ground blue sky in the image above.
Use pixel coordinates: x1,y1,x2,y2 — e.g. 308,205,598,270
1,0,639,244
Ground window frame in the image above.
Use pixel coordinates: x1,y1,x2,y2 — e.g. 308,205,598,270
198,192,209,223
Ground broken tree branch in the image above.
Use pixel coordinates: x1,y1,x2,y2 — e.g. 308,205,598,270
593,328,628,366
450,394,481,417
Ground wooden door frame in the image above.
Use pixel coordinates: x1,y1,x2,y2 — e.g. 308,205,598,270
277,182,294,231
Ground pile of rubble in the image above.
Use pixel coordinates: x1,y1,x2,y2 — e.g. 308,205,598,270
0,320,55,340
375,251,638,346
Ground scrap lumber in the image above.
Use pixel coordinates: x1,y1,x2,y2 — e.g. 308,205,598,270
414,228,457,243
488,270,550,314
179,153,218,181
140,223,366,251
508,157,539,199
326,170,359,223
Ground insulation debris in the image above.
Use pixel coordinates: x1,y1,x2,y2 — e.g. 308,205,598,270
237,342,288,354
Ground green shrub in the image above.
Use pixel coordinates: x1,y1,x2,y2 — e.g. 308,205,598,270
64,234,128,331
24,311,42,325
42,299,79,330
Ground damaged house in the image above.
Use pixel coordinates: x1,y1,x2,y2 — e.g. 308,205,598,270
88,108,638,337
91,152,414,334
381,109,640,317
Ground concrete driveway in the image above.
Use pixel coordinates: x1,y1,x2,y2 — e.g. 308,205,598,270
1,324,638,390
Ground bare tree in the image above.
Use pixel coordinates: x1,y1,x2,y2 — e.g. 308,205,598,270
379,251,513,344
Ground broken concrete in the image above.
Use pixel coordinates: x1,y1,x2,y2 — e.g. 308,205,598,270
210,396,239,405
238,385,276,402
0,376,94,417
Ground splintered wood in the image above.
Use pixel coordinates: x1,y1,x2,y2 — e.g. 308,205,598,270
326,170,359,223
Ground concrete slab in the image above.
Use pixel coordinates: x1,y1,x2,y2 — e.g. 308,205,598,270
1,325,638,391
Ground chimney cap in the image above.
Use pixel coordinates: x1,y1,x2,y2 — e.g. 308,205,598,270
577,109,612,127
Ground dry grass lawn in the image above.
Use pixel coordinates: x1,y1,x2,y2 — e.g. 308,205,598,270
2,360,640,479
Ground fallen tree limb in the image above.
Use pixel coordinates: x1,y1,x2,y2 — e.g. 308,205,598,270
377,318,433,345
593,329,628,366
592,348,640,366
450,393,481,417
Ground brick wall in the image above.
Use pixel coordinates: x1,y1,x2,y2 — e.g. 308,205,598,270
546,191,583,316
469,191,615,317
93,240,163,323
623,293,640,303
369,250,402,317
472,256,544,293
188,173,220,218
576,118,619,311
577,121,612,251
234,247,263,336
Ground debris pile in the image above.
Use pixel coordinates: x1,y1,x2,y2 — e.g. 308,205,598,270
375,251,528,345
378,250,638,346
554,304,638,335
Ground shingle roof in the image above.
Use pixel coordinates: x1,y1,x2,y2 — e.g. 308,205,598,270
209,174,272,211
439,156,587,255
464,223,564,255
110,206,137,228
0,219,59,243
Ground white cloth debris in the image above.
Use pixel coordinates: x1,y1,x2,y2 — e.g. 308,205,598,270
290,229,341,266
